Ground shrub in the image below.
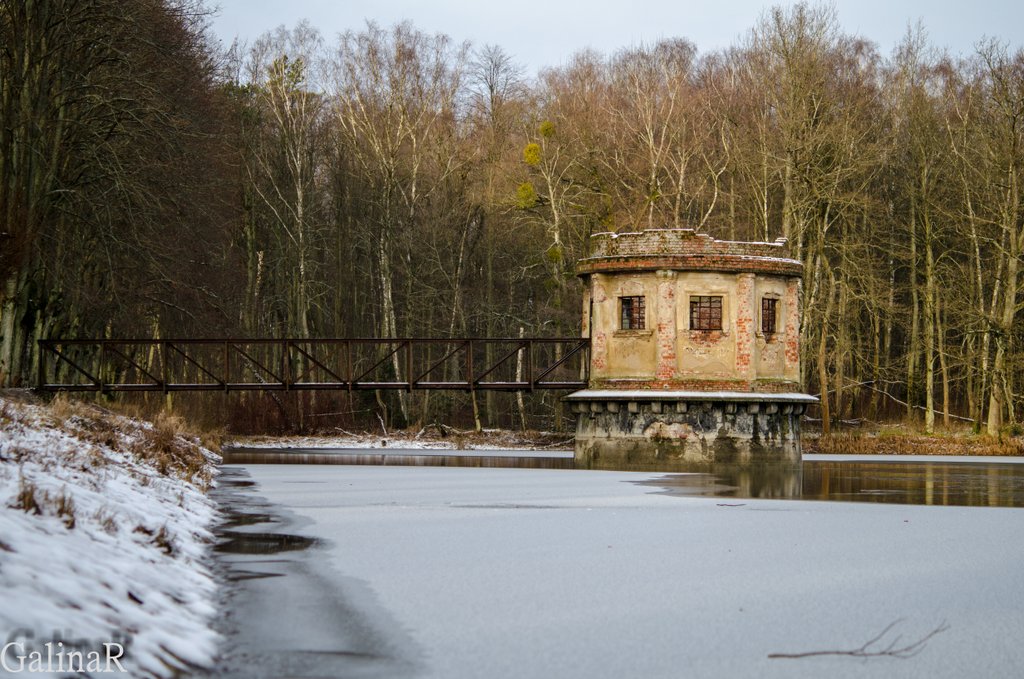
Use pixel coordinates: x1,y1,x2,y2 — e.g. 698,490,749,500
131,410,212,485
516,181,538,208
55,489,76,529
13,475,41,515
523,142,541,166
153,526,174,555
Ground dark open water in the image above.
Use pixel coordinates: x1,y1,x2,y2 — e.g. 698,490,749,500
639,460,1024,507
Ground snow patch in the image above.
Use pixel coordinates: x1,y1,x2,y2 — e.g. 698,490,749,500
0,396,220,677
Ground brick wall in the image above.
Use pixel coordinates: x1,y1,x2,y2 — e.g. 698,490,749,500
784,278,801,380
655,270,677,380
590,378,803,393
734,273,755,380
578,228,802,277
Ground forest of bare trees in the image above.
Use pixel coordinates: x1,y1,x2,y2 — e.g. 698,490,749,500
4,1,1024,435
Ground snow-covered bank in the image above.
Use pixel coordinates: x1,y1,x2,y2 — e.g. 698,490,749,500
0,394,221,677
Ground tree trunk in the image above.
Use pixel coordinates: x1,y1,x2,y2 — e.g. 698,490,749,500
818,278,835,436
988,250,1019,435
937,295,950,429
377,223,408,424
869,310,882,419
834,280,848,427
0,268,28,387
906,197,919,422
923,206,936,434
0,273,19,386
515,326,527,431
818,321,831,436
484,216,495,427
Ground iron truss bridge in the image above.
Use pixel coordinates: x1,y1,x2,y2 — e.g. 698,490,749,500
37,338,590,393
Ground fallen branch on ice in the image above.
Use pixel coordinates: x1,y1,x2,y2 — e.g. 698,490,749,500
768,619,950,660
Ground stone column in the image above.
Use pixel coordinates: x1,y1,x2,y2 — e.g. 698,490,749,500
655,270,677,381
581,283,591,338
589,274,608,379
735,272,756,384
784,277,801,381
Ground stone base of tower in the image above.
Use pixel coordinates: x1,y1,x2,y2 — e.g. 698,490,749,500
567,390,816,471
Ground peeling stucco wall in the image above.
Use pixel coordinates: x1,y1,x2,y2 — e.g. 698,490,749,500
585,268,801,390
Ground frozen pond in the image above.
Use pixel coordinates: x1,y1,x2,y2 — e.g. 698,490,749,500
205,456,1024,678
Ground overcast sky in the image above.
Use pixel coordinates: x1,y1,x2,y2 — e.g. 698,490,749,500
208,0,1024,74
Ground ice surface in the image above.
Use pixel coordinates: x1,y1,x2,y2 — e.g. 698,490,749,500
233,463,1024,679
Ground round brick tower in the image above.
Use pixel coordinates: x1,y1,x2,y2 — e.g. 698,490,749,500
567,228,816,470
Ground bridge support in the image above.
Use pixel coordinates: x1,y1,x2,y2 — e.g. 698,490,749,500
567,391,813,471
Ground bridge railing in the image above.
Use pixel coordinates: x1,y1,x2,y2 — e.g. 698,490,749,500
37,338,590,393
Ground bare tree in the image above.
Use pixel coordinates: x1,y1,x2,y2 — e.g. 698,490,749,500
243,22,328,337
332,21,469,425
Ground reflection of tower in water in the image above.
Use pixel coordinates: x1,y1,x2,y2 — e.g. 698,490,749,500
638,461,1024,507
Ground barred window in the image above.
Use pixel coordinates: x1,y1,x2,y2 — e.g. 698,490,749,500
689,296,722,331
620,296,646,330
762,298,778,336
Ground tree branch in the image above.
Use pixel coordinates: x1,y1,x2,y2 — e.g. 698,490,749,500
769,620,950,660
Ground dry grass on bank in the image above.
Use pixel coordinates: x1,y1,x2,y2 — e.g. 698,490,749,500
129,410,214,483
95,397,227,453
807,429,1024,457
7,391,222,486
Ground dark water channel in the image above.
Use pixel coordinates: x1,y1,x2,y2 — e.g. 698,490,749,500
640,460,1024,507
201,468,417,678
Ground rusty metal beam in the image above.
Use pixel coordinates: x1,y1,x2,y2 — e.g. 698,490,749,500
37,338,590,393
